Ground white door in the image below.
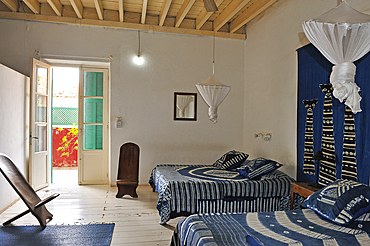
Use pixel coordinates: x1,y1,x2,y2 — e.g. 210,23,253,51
29,58,51,190
78,67,109,184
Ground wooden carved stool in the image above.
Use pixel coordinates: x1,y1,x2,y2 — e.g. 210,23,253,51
116,142,140,198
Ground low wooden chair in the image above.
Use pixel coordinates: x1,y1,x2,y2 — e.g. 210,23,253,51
0,153,59,228
116,142,140,198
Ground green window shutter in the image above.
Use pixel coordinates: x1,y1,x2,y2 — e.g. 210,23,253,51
84,72,103,97
83,125,103,150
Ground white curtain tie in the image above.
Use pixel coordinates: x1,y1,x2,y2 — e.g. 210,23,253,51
330,62,361,113
208,106,218,123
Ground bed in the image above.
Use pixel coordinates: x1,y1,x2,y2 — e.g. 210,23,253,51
171,209,370,246
149,160,294,224
170,179,370,246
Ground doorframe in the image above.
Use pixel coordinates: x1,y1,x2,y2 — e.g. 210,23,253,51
43,58,111,186
29,58,52,190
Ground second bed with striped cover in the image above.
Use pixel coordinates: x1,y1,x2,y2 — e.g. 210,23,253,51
149,164,294,224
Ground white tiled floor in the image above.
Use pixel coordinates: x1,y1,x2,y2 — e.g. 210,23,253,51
0,170,183,246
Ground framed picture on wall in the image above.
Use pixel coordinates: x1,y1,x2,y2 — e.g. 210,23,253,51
174,92,197,121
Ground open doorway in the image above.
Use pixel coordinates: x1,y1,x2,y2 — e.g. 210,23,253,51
51,67,79,186
46,60,110,186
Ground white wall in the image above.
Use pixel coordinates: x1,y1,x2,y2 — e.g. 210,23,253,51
0,19,245,186
243,0,370,179
0,63,30,212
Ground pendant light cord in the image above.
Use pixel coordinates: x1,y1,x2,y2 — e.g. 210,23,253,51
138,31,141,57
213,33,215,75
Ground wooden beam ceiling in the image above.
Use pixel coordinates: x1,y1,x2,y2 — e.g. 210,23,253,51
0,11,245,39
22,0,40,14
70,0,83,19
175,0,196,28
159,0,172,26
0,0,280,39
93,0,103,20
213,0,250,32
0,0,18,12
118,0,124,22
141,0,148,24
196,0,224,30
47,0,63,16
230,0,277,33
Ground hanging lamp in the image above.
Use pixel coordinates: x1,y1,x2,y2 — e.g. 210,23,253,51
196,34,231,123
302,0,370,114
133,31,144,65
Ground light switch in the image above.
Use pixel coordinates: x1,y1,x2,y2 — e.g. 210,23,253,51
116,117,122,128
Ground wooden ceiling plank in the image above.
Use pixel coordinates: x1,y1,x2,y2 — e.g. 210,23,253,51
119,0,124,22
141,0,148,24
175,0,196,27
230,0,277,33
47,0,63,16
1,0,18,12
195,0,224,30
93,0,104,20
158,0,172,26
0,11,246,39
22,0,40,14
69,0,83,18
213,0,250,31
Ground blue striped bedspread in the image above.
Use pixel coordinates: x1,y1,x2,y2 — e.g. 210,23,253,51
149,164,294,224
176,209,370,246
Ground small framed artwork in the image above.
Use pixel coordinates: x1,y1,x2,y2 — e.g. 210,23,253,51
174,92,197,121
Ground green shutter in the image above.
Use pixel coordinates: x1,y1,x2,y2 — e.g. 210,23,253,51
83,125,103,150
84,71,103,97
84,99,103,123
83,71,104,150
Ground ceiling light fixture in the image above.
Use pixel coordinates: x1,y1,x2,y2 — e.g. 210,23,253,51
133,31,144,65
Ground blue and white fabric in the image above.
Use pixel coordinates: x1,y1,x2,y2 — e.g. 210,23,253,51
237,158,283,180
149,164,294,224
175,209,370,246
212,150,249,170
302,179,370,225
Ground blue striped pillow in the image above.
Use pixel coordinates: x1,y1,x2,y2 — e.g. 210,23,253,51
302,179,370,225
237,158,282,180
212,150,249,170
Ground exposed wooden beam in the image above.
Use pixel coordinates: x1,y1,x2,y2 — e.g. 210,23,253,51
0,11,245,40
93,0,104,20
70,0,83,19
196,0,224,30
213,0,250,31
0,0,18,12
175,0,196,28
118,0,124,22
46,0,63,16
230,0,277,33
159,0,172,26
141,0,148,24
22,0,40,14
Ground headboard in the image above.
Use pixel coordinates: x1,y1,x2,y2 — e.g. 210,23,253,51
297,43,370,185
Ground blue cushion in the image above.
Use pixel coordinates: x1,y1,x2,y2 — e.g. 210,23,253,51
212,150,249,170
236,158,282,180
302,179,370,225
